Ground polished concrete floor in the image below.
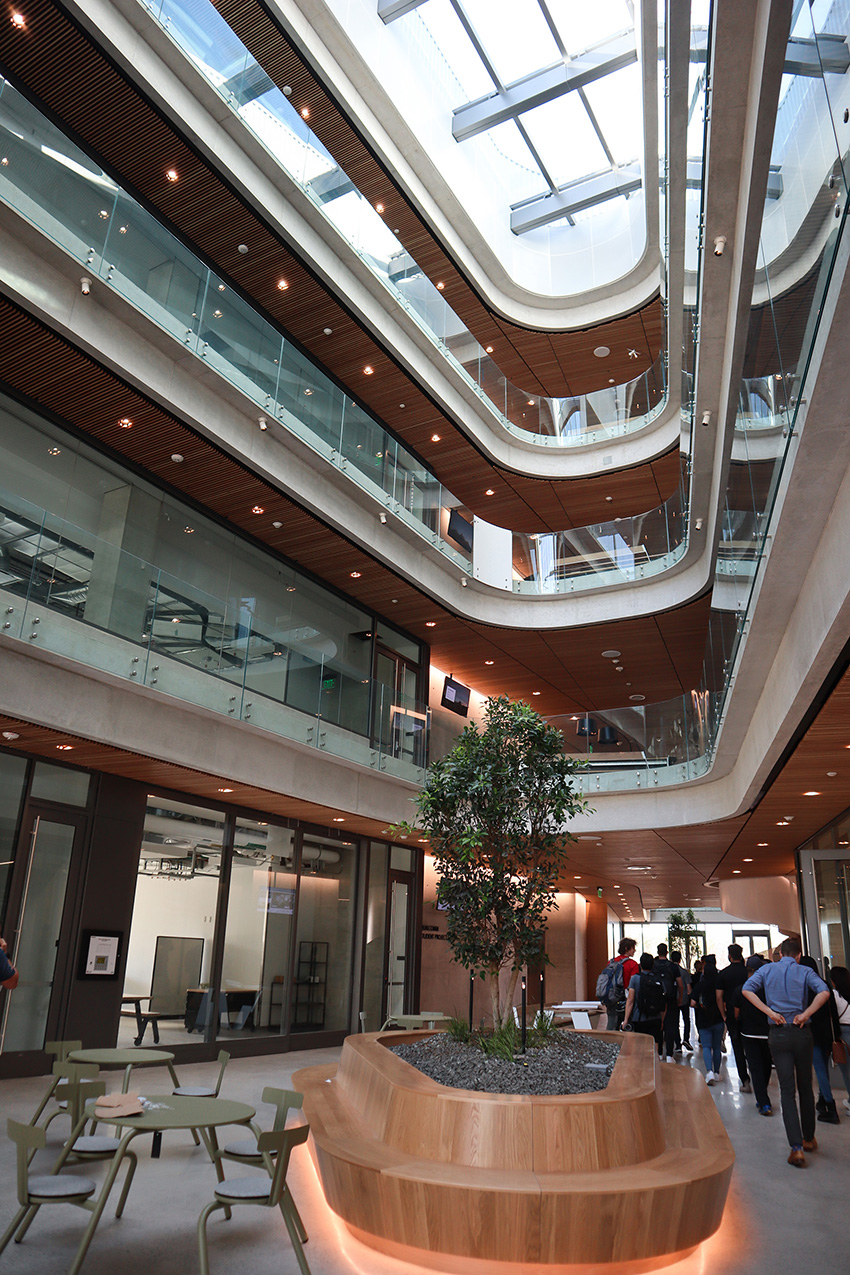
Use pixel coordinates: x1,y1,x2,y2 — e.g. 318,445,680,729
0,1042,848,1275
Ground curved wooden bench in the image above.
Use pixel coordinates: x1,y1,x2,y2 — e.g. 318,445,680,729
294,1030,734,1270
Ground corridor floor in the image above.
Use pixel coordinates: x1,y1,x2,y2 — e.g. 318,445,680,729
0,1044,847,1275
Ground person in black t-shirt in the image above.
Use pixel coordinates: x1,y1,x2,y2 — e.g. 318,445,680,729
654,943,684,1060
716,944,751,1093
693,954,724,1084
732,954,773,1114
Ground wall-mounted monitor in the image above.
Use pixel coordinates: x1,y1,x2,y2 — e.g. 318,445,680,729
441,676,470,717
447,509,474,555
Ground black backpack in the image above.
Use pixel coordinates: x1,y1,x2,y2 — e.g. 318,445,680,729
653,957,676,999
637,969,666,1019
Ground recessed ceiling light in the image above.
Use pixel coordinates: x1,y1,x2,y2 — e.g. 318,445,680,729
375,203,384,214
733,869,741,874
827,771,837,777
183,526,194,534
527,399,535,406
165,169,179,182
333,817,345,822
776,821,789,826
304,388,313,396
56,744,73,751
803,791,821,796
251,505,264,514
323,327,333,335
574,875,581,879
286,585,296,592
1,730,19,741
431,434,441,442
218,787,233,793
485,659,494,665
608,378,615,384
601,650,621,658
11,12,26,28
272,520,283,529
48,446,61,456
171,617,181,624
485,488,495,496
98,209,109,220
300,107,310,119
218,284,225,292
350,570,362,579
118,417,132,428
758,842,768,846
743,857,753,862
436,281,445,290
277,279,289,290
485,345,494,354
171,453,184,462
425,621,436,627
363,365,374,375
629,694,645,702
593,345,610,358
532,690,541,696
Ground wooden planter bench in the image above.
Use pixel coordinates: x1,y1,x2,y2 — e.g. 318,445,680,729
294,1029,734,1271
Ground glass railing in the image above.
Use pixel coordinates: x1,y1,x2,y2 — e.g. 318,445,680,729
0,77,698,597
512,479,687,593
0,489,429,782
137,0,672,449
0,75,469,572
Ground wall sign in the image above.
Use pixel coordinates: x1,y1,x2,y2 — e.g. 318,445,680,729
78,930,123,979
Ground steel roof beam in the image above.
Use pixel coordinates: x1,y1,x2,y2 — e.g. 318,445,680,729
510,162,641,235
452,31,636,143
377,0,429,23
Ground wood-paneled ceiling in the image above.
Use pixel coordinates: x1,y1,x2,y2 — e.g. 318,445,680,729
0,0,674,534
211,0,663,401
0,294,709,715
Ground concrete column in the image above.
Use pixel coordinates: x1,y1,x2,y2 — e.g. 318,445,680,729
84,484,161,641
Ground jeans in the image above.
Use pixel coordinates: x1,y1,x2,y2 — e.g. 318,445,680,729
742,1035,772,1108
811,1040,833,1101
769,1023,815,1147
699,1022,724,1074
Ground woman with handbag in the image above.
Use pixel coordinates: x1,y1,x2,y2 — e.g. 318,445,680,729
829,964,850,1113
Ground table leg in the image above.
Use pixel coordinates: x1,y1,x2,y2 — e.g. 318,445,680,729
151,1131,162,1158
66,1129,139,1275
167,1061,181,1089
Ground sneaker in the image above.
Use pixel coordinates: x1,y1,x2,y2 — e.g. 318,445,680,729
683,1042,693,1052
706,1071,716,1086
740,1081,752,1094
673,1048,683,1056
842,1098,850,1115
758,1104,773,1116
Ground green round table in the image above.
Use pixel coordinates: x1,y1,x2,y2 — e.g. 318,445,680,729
67,1047,179,1093
52,1094,255,1275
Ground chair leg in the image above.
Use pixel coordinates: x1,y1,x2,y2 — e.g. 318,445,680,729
282,1192,308,1244
13,1203,40,1243
0,1204,30,1255
115,1151,138,1218
150,1017,160,1044
197,1200,224,1275
279,1199,312,1275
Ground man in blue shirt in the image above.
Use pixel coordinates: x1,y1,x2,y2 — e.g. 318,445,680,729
743,937,829,1166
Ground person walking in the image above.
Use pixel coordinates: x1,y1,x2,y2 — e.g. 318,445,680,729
733,954,773,1116
671,950,693,1053
828,964,850,1113
693,953,724,1084
653,943,683,1061
600,937,639,1030
717,944,751,1094
621,952,667,1050
743,937,830,1167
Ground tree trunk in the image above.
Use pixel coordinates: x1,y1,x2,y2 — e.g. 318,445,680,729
504,967,520,1030
488,967,502,1029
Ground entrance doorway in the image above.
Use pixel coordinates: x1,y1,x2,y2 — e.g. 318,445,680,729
386,871,412,1022
732,930,772,957
0,805,87,1053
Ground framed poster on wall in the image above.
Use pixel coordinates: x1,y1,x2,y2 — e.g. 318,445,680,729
78,929,123,979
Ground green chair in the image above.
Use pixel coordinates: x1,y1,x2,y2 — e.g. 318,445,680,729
173,1049,229,1146
197,1125,311,1275
28,1041,82,1126
217,1087,307,1242
62,1077,138,1213
0,1119,98,1261
40,1062,100,1136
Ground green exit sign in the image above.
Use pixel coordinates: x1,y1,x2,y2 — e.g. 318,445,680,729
322,676,337,691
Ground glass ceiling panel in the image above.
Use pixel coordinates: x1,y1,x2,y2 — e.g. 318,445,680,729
413,0,493,103
521,93,610,188
460,0,561,86
542,0,634,58
583,64,643,166
482,121,547,199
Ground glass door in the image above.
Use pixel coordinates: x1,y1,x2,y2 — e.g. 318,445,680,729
386,870,412,1021
0,807,85,1054
732,929,772,957
372,647,424,766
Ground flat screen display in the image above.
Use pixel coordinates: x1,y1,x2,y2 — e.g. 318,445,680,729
447,509,474,554
441,676,470,717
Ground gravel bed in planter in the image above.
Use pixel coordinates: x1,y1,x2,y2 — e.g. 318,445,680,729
389,1030,620,1095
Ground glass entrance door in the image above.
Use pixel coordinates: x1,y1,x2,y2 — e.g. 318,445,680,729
372,648,424,766
732,930,772,957
0,809,84,1054
386,871,411,1021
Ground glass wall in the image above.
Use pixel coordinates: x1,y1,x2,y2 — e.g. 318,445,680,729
292,833,357,1034
0,393,428,781
0,753,28,925
800,806,850,973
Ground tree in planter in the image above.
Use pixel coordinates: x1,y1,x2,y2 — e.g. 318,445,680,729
667,909,702,969
397,696,590,1030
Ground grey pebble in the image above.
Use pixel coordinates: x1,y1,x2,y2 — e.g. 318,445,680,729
389,1031,620,1096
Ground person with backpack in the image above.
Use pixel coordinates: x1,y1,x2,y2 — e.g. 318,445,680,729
692,953,724,1084
621,952,666,1048
597,937,639,1030
716,943,751,1093
654,943,684,1060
